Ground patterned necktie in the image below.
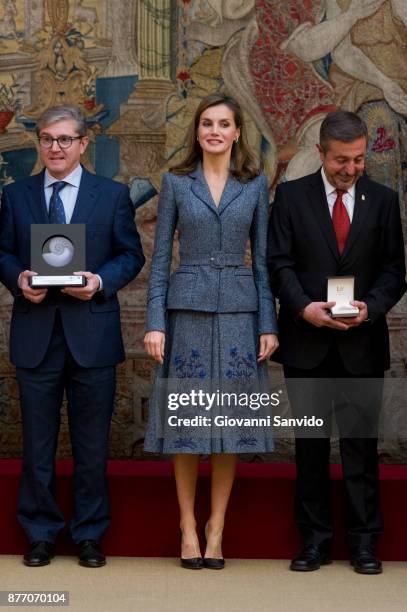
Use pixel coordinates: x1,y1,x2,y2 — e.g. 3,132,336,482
49,181,67,224
332,189,350,255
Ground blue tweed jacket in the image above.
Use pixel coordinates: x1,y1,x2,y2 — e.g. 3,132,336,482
146,165,278,335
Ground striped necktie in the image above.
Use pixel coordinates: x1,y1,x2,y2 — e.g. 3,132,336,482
49,181,67,224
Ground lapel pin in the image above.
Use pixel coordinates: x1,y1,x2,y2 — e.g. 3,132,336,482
361,194,366,201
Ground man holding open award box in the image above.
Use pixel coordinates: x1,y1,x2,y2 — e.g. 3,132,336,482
0,105,145,568
268,111,406,575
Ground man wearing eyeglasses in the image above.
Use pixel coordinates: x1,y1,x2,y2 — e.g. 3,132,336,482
0,105,145,568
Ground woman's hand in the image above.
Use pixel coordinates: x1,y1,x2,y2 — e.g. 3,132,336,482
144,331,166,364
257,333,279,362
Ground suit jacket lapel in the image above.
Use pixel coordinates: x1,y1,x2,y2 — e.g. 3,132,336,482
307,170,339,261
25,166,99,225
218,174,242,215
341,175,370,261
189,164,243,215
69,167,99,224
189,165,219,215
26,170,49,223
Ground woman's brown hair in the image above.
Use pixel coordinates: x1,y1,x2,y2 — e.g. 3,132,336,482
169,92,260,183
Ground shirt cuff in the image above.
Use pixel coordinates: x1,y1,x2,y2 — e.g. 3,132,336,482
95,274,103,291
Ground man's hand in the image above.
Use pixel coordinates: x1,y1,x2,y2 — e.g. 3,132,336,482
144,331,165,364
61,271,99,301
335,300,368,328
258,333,279,361
302,301,350,330
18,270,48,304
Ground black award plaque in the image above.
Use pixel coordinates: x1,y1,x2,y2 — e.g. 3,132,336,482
29,224,86,288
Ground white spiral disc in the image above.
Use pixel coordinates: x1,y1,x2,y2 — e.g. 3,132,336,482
42,236,74,268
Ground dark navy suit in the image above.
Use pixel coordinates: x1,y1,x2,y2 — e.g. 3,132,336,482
0,166,145,543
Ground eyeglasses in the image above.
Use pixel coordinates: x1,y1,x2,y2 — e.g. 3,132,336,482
38,135,82,149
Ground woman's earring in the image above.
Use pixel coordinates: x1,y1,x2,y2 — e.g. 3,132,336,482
235,137,239,143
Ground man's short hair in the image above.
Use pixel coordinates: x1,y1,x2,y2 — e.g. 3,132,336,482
36,105,87,137
320,111,368,152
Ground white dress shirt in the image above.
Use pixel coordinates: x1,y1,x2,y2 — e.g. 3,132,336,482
44,164,83,223
321,167,355,222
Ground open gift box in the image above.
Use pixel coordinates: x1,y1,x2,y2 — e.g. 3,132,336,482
327,276,359,318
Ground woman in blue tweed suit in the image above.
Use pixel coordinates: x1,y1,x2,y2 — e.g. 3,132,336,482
144,93,278,569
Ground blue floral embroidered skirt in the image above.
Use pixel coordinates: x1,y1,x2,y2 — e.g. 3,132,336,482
144,311,275,454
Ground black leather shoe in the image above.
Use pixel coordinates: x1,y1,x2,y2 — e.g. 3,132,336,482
23,541,54,567
290,545,332,572
180,557,204,570
203,557,225,570
202,524,225,570
180,529,203,569
78,540,106,568
351,547,382,574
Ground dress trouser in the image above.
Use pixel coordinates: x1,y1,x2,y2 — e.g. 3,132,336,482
16,310,116,544
284,344,384,552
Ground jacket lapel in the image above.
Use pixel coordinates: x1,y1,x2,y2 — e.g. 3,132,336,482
26,170,49,223
25,166,99,224
218,174,243,215
69,167,99,224
189,164,243,215
189,165,219,215
341,175,370,261
307,170,339,261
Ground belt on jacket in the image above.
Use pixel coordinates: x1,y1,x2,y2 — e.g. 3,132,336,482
179,252,245,269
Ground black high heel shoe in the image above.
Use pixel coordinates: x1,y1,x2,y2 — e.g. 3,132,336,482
180,557,204,570
180,532,203,570
202,524,225,570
